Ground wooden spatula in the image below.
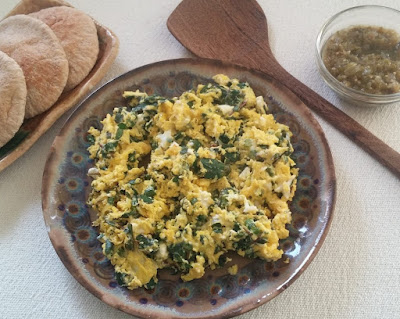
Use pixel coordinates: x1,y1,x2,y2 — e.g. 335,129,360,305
167,0,400,179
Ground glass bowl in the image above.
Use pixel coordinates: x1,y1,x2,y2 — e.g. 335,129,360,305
316,5,400,105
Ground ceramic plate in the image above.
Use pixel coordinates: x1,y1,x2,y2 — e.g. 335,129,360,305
0,0,119,173
42,58,336,319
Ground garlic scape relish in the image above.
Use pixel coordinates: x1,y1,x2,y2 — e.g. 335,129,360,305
87,74,298,290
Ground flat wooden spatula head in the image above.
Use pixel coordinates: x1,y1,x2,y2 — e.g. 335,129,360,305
167,0,274,71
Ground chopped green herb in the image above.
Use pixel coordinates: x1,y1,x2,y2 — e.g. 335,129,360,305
140,195,153,204
145,108,158,117
117,247,126,257
190,139,202,151
244,248,256,258
143,186,156,197
106,219,116,227
130,135,141,143
266,167,275,177
200,158,230,179
168,242,195,273
105,239,113,254
143,95,161,105
115,128,124,140
180,146,188,154
191,157,201,174
121,210,140,218
245,219,261,235
218,254,228,267
214,245,222,254
233,222,241,232
237,82,248,89
144,277,157,290
103,141,118,154
249,149,258,159
212,222,223,233
136,234,158,253
272,153,282,163
144,119,153,132
115,272,126,286
87,134,95,145
219,134,230,144
128,152,136,162
196,214,207,227
233,235,252,251
174,132,184,140
114,113,123,123
151,141,158,150
257,238,268,244
200,84,210,93
217,88,244,109
132,103,147,113
224,151,240,163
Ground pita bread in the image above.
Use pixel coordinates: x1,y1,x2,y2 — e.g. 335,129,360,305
0,15,69,118
0,51,27,148
30,6,99,92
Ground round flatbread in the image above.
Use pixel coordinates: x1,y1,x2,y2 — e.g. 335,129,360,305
0,51,27,148
30,6,99,92
0,15,69,119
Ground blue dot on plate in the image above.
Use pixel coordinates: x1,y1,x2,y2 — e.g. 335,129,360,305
244,288,251,294
176,300,184,307
210,299,217,306
109,281,117,288
139,298,148,304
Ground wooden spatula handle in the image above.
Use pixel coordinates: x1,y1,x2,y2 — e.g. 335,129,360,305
261,61,400,179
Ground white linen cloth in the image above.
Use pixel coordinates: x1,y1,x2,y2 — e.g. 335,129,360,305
0,0,399,318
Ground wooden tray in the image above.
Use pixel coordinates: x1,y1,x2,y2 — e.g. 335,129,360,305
0,0,119,173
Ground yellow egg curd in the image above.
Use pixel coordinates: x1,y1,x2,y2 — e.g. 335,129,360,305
87,74,298,290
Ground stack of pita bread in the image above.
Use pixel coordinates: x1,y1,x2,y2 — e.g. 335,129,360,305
0,6,99,148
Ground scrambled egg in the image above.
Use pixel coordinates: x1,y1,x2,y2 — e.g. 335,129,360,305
87,74,298,290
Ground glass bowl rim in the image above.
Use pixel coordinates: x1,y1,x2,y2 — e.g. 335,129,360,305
315,4,400,101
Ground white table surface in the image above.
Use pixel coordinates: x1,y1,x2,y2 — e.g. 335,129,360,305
1,0,400,318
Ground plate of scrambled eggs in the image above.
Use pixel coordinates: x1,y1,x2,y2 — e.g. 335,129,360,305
42,58,336,319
